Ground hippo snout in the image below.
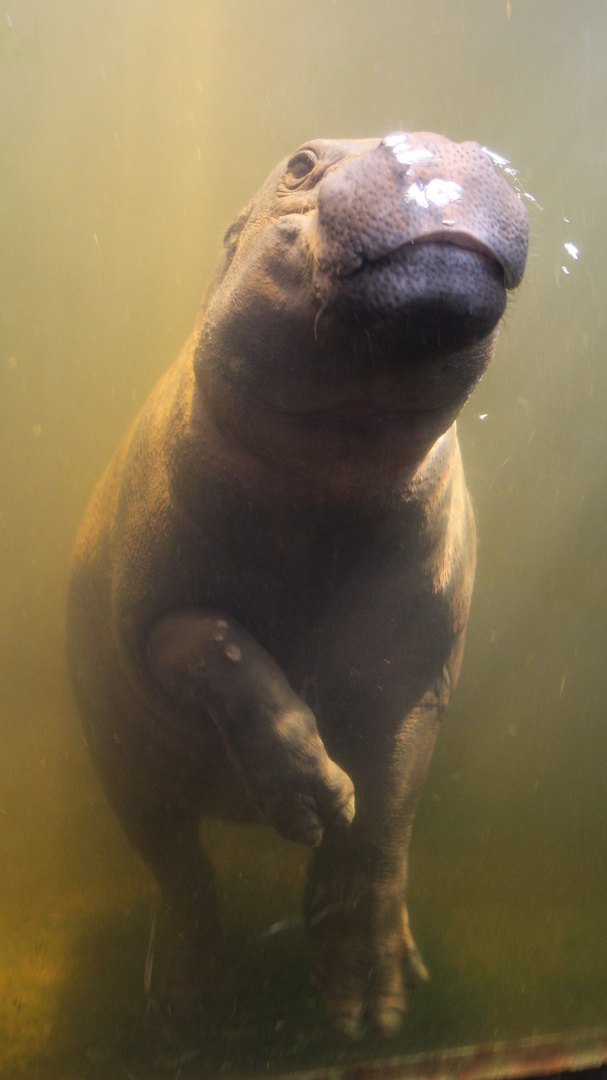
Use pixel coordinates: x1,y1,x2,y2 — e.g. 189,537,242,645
313,131,528,347
317,131,528,287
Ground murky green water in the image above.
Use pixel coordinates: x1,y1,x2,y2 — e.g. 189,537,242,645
1,1,607,1076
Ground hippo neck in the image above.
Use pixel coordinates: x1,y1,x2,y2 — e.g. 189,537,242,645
171,361,461,526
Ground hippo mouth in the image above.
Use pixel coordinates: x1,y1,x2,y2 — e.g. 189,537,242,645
401,230,503,272
340,229,504,282
315,231,507,353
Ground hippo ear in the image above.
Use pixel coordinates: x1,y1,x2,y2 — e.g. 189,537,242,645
223,199,255,260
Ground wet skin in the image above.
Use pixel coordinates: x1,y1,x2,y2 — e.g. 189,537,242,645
67,133,528,1039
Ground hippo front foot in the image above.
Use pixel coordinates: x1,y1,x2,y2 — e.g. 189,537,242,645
147,610,356,847
244,703,356,847
307,879,428,1040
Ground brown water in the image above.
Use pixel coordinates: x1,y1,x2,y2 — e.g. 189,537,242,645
1,1,607,1076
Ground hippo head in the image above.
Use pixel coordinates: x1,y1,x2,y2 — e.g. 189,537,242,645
194,134,528,479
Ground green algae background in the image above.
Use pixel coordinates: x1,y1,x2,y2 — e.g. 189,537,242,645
1,1,607,1076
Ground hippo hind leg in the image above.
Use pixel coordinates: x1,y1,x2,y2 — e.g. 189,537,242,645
79,697,230,1014
117,796,230,1013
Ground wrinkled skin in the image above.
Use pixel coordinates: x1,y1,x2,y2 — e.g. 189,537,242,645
67,133,528,1039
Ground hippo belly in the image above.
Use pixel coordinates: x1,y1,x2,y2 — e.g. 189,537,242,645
67,131,528,1039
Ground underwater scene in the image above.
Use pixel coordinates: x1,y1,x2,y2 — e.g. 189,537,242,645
1,2,607,1077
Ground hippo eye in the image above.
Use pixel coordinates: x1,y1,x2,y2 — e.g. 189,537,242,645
285,150,317,186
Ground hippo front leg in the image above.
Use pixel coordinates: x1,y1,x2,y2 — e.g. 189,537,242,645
304,678,450,1040
147,610,355,846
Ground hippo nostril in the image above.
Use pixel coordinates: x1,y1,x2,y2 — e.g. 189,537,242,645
404,179,463,211
404,183,430,210
425,179,463,207
382,133,435,168
396,146,435,168
382,132,410,147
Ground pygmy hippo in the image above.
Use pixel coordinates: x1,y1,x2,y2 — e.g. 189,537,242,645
67,132,528,1039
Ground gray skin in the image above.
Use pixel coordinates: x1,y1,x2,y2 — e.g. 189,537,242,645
67,132,528,1040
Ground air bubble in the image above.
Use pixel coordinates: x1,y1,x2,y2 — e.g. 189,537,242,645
425,179,463,208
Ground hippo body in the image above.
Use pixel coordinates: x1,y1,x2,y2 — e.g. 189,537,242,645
67,134,528,1038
